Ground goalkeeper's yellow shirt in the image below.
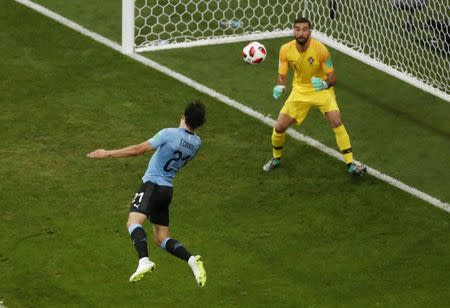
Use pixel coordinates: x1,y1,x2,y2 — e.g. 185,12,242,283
279,38,334,95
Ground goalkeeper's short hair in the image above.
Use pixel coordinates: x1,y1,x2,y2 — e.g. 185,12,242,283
294,17,312,28
184,100,206,130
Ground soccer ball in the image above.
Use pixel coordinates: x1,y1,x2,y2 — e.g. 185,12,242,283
242,42,267,64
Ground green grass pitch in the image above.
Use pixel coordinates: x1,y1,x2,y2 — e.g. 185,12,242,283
1,0,449,307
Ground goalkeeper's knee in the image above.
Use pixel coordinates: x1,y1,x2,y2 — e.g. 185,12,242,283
274,122,288,134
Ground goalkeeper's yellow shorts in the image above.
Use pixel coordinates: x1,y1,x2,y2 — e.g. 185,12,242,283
280,89,339,125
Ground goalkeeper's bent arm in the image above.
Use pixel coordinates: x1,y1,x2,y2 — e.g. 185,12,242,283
325,72,336,87
311,72,337,91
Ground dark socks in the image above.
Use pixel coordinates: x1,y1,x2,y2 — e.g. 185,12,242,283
161,237,192,261
129,224,148,259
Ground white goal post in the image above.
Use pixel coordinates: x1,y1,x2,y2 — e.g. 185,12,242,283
122,0,450,102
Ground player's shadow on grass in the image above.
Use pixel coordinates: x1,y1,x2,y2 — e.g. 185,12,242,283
339,82,450,141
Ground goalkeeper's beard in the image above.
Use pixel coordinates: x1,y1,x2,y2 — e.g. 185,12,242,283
296,35,310,46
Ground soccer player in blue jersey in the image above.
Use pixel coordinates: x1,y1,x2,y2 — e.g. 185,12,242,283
87,101,207,287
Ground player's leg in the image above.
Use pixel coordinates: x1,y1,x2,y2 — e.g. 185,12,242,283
154,225,206,287
127,212,150,260
325,110,366,176
263,98,310,171
153,224,192,261
273,113,295,157
127,182,157,283
325,110,352,162
263,112,295,170
149,186,206,287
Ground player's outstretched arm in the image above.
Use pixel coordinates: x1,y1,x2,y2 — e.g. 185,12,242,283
87,141,153,159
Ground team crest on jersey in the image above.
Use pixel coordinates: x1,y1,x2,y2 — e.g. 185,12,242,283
308,57,314,64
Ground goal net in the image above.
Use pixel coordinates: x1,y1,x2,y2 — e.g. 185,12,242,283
122,0,449,101
123,0,302,52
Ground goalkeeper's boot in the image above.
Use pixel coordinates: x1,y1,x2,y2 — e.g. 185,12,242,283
262,158,281,172
129,257,155,283
348,162,367,176
188,255,206,287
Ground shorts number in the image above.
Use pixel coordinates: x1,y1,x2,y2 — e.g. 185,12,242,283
132,192,144,209
163,150,191,172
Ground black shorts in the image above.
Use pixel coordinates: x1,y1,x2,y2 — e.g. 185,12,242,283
129,181,173,226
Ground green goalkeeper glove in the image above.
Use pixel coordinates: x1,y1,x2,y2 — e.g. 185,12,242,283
273,85,285,99
311,77,329,91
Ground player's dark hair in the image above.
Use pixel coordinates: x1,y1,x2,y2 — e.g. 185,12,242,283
294,17,312,28
184,100,206,130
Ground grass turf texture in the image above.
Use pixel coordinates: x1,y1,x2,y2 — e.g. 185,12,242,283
1,0,450,307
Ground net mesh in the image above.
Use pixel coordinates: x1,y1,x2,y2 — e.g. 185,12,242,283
134,0,301,47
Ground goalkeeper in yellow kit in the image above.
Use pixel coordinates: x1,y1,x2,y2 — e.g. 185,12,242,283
263,17,367,176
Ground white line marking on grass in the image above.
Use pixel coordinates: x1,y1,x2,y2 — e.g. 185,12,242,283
14,0,450,214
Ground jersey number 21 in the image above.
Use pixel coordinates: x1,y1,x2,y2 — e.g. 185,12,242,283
163,150,191,172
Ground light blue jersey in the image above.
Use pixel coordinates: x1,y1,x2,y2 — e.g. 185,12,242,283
143,128,201,186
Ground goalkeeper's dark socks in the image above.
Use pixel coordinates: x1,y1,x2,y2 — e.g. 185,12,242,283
128,224,149,259
161,237,192,261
